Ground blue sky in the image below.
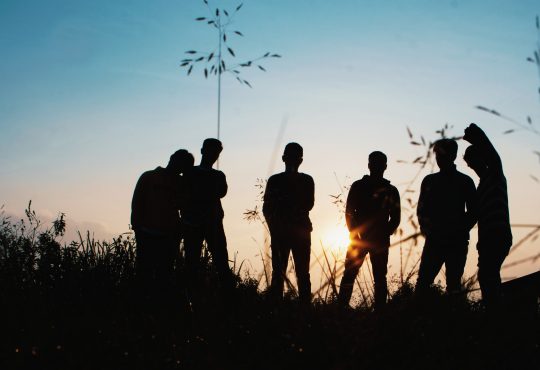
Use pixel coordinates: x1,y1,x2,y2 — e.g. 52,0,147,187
1,0,539,285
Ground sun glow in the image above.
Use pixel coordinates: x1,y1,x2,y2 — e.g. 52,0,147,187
321,225,351,252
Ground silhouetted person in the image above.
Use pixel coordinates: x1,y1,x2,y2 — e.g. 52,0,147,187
416,139,477,294
263,143,314,303
183,139,233,295
463,123,512,309
131,149,194,288
338,151,401,310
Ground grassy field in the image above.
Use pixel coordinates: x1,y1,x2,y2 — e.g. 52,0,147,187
1,207,539,370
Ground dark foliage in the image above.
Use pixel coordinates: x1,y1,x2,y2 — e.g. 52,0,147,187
1,209,538,370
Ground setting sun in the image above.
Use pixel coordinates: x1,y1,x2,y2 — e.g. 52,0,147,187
321,225,351,251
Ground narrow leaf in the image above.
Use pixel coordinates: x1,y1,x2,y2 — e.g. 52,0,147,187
258,65,266,71
527,116,532,125
406,126,413,139
195,17,206,21
195,56,204,62
224,9,229,16
264,52,270,57
223,33,227,42
208,52,214,61
185,50,197,54
243,80,252,88
527,57,535,63
221,60,226,70
503,129,515,134
204,68,208,78
203,0,208,4
208,20,215,25
236,3,243,11
271,54,282,58
187,65,193,75
228,47,235,57
235,31,244,36
410,141,421,146
216,8,219,16
180,62,189,67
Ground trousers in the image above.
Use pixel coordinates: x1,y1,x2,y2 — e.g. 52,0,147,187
338,237,389,310
270,226,311,302
416,237,468,293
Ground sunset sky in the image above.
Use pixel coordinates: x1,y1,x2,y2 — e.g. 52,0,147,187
1,0,539,289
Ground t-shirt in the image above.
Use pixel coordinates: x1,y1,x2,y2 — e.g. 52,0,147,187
417,166,477,241
346,175,401,244
263,172,315,231
183,165,227,225
477,163,512,247
131,167,184,235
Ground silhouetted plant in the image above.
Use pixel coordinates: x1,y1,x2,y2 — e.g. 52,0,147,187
180,0,281,140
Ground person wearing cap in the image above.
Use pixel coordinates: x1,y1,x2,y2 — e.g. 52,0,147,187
338,151,401,311
263,142,315,303
463,123,512,309
131,149,194,288
183,138,233,294
416,139,477,295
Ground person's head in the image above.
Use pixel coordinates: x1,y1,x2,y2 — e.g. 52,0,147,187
201,138,223,166
282,142,303,170
167,149,194,174
463,145,487,176
433,139,458,170
368,151,387,178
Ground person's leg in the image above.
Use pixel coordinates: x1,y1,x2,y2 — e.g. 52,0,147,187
444,240,468,294
416,238,445,293
182,225,205,299
370,246,389,311
270,231,291,300
155,235,181,288
204,220,234,289
478,243,510,308
338,236,368,306
291,228,311,303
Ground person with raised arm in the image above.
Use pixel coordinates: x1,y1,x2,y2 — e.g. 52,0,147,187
463,123,512,309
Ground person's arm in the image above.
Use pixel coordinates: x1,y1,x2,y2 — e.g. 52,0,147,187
464,123,503,172
387,187,401,235
262,176,276,228
216,171,228,198
463,176,478,232
301,175,315,213
345,182,359,232
131,173,148,230
417,176,431,236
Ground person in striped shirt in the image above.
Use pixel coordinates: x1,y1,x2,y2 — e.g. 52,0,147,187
463,123,512,308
